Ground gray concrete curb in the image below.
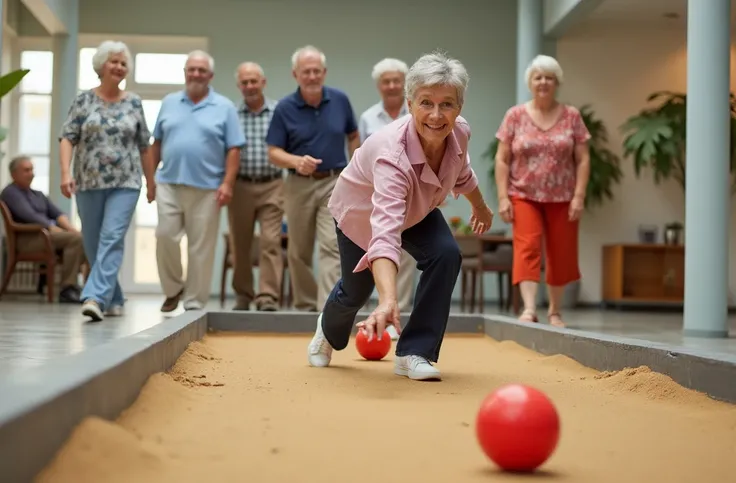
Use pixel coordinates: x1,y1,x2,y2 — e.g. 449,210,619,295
0,310,207,483
483,314,736,404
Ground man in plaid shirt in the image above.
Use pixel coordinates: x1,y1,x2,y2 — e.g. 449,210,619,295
228,62,284,311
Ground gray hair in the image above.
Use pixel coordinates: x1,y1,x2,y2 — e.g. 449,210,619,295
92,41,133,76
234,61,265,79
525,55,564,86
405,50,469,106
291,45,326,70
371,58,408,81
187,50,215,72
8,154,30,173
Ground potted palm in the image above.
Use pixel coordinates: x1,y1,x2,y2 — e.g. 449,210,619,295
481,104,624,309
619,90,736,193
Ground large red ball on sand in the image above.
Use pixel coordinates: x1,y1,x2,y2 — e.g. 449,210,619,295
475,383,560,472
355,329,392,361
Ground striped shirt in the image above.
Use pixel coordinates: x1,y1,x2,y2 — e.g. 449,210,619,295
238,97,283,179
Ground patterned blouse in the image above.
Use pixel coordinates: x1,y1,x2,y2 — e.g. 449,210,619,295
496,104,591,203
60,90,151,191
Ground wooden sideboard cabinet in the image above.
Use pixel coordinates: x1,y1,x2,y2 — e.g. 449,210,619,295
601,244,685,306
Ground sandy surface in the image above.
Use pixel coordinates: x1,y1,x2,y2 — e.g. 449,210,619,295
36,333,736,483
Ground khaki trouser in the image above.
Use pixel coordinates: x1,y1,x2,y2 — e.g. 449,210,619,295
155,183,221,309
227,177,284,306
283,173,341,311
18,230,85,288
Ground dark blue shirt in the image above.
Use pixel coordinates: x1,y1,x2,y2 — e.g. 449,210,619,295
266,86,358,171
0,183,63,228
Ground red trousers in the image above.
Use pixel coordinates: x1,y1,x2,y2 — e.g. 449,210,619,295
511,197,580,287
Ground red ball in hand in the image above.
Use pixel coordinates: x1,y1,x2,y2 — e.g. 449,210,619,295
355,329,392,361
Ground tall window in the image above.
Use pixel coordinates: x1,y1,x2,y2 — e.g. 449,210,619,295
18,51,53,194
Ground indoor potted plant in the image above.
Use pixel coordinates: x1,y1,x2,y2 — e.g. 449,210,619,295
619,90,736,194
482,104,624,309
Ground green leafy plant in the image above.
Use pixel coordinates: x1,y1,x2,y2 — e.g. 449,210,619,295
482,104,623,210
619,90,736,193
0,69,31,155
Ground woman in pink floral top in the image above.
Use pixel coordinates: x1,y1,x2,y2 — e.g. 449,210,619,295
494,55,591,327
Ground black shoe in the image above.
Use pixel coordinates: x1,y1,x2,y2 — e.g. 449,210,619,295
59,285,81,304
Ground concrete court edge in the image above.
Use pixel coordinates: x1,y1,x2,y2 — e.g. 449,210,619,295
0,310,735,483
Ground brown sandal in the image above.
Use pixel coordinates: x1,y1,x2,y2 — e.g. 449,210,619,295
519,309,538,323
548,312,565,328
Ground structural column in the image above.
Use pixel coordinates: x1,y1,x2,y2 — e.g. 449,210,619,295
683,0,731,338
48,5,78,215
0,0,4,70
516,0,543,104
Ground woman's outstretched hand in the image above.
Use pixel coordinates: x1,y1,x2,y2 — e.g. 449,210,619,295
470,203,494,234
355,299,401,342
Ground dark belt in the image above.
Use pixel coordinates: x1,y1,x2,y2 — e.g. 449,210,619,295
237,173,282,183
290,167,344,180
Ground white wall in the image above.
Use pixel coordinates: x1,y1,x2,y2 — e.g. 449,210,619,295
556,21,736,305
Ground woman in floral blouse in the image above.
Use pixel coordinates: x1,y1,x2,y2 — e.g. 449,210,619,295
494,55,590,327
59,40,156,322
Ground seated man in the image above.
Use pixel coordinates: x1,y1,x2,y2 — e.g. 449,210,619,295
1,155,85,303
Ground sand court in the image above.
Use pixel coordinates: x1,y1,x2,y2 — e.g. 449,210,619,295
35,333,736,483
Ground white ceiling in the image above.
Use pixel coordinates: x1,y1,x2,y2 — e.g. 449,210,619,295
582,0,736,26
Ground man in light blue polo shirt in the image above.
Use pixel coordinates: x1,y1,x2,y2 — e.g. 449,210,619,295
151,50,246,312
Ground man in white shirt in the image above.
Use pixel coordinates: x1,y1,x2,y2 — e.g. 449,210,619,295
357,58,416,339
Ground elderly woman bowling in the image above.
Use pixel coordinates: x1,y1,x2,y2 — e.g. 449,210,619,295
494,55,591,328
306,51,494,381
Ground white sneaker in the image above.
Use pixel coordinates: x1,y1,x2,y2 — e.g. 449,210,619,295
307,313,333,367
81,300,103,322
386,325,399,340
105,305,124,317
395,355,441,381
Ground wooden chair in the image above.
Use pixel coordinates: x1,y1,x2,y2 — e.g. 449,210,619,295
220,232,291,308
457,233,515,313
0,201,59,303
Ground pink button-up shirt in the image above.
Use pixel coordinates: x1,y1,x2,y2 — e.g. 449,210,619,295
328,114,479,274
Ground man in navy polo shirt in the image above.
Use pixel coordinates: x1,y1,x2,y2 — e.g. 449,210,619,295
266,45,359,312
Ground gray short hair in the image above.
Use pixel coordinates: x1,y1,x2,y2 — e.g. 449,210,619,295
525,55,564,86
405,50,469,106
234,61,264,79
291,45,326,70
92,41,133,76
8,155,30,173
371,58,408,81
187,50,215,72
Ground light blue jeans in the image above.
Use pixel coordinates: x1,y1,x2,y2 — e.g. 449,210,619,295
76,187,140,312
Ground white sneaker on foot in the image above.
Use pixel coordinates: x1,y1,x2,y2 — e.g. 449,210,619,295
307,313,333,367
81,300,103,322
395,355,441,381
386,325,399,340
